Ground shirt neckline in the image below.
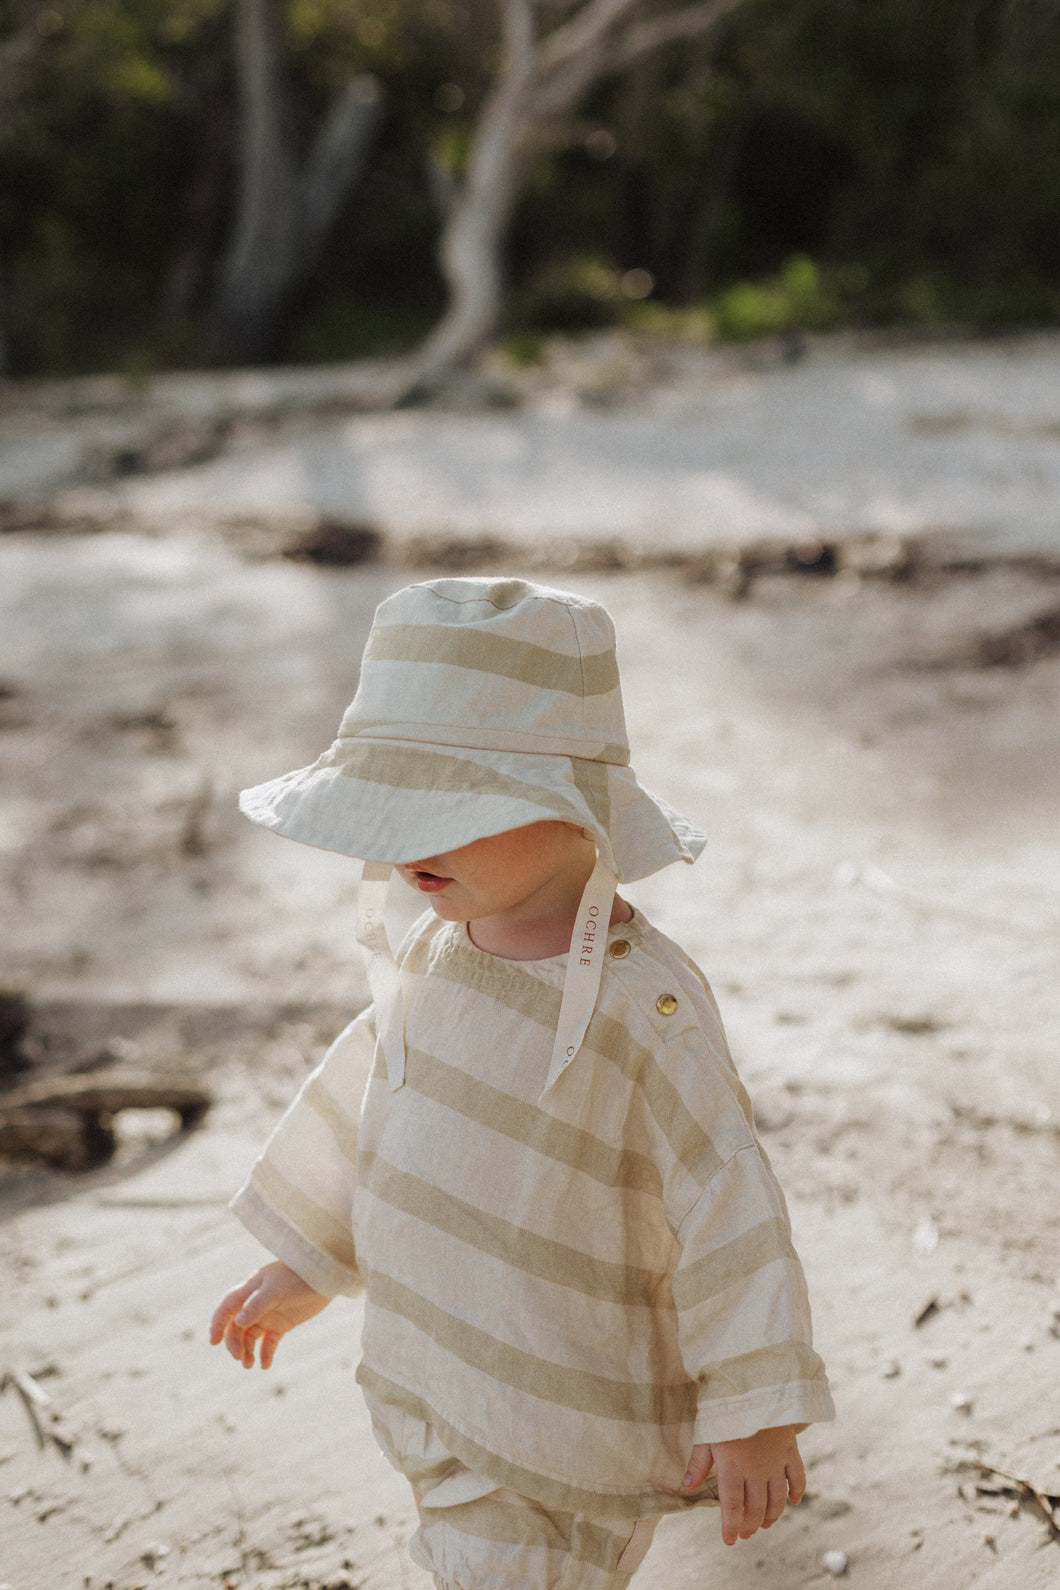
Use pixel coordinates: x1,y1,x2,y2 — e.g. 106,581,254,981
451,910,641,968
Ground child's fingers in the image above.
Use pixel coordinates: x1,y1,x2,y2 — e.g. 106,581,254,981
209,1276,259,1343
717,1473,745,1546
738,1479,767,1540
786,1452,807,1505
223,1317,247,1363
241,1326,263,1369
762,1475,788,1529
682,1442,714,1490
259,1330,281,1370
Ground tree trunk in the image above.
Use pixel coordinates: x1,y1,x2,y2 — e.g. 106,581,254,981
399,0,746,395
405,0,537,391
203,0,384,365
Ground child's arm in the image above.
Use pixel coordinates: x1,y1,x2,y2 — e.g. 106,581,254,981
210,1261,331,1370
682,1424,805,1547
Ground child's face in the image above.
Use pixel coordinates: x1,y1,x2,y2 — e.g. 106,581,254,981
396,821,595,928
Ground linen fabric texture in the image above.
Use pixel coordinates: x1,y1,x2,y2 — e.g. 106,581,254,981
237,577,706,884
367,1394,660,1590
231,907,835,1520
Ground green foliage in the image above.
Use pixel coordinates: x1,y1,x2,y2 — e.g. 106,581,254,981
711,255,864,340
4,0,1060,374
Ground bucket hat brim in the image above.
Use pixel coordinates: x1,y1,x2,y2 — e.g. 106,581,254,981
239,734,704,884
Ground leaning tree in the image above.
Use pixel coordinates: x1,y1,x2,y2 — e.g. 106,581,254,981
406,0,748,395
203,0,746,393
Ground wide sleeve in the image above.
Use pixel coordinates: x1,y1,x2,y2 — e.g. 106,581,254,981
229,1005,377,1298
671,1142,835,1444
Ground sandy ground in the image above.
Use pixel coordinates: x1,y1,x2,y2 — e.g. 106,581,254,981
2,337,1060,1590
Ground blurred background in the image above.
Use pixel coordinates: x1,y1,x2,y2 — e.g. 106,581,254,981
3,6,1060,1588
3,0,1060,380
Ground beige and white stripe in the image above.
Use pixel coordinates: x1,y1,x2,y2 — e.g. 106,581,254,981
231,907,833,1520
239,578,705,883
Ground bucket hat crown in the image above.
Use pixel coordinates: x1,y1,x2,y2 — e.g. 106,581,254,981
239,576,705,883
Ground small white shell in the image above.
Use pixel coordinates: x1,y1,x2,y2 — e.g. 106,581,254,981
823,1549,849,1576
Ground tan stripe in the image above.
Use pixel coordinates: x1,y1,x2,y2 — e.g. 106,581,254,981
366,623,620,697
570,754,612,835
251,1158,358,1272
425,947,732,1189
302,1075,359,1161
630,1040,731,1188
331,741,584,821
356,1368,705,1518
428,939,562,1026
367,1271,695,1425
422,1493,569,1552
421,1494,632,1572
581,1004,732,1187
671,1217,796,1311
359,1150,673,1308
699,1340,826,1399
405,1046,663,1197
345,723,630,768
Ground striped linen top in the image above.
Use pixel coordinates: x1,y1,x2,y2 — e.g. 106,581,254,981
231,908,834,1518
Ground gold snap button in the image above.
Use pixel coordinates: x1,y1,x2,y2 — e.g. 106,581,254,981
609,940,631,959
656,994,679,1016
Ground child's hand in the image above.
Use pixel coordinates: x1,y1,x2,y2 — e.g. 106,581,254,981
683,1424,805,1547
209,1261,331,1369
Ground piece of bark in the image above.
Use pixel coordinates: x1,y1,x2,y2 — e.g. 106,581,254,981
0,1105,115,1171
0,1072,212,1169
3,1073,212,1127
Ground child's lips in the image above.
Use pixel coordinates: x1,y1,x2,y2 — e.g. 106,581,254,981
410,868,451,894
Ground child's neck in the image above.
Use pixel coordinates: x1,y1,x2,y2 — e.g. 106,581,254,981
468,894,633,961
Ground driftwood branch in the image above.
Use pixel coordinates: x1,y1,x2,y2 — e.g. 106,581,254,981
0,1073,212,1171
959,1459,1060,1546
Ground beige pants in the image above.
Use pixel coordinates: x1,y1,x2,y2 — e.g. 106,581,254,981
367,1399,659,1590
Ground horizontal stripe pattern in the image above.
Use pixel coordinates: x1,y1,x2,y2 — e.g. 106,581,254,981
422,935,751,1195
672,1215,796,1311
402,1458,661,1590
359,1368,715,1520
359,1150,673,1308
331,740,584,816
233,907,833,1515
238,577,706,883
368,1270,695,1425
366,622,621,698
399,1045,665,1198
249,1157,358,1275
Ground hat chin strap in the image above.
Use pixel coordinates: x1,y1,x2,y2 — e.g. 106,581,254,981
542,851,618,1096
356,861,408,1090
356,852,618,1098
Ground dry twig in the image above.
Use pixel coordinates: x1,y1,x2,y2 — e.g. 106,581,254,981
958,1459,1060,1545
0,1368,75,1459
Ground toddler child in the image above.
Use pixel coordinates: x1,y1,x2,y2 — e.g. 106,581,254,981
211,577,834,1590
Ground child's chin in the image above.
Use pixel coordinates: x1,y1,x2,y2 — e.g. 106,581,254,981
427,897,464,920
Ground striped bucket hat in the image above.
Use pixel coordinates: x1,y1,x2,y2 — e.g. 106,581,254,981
239,577,706,1093
239,576,705,883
